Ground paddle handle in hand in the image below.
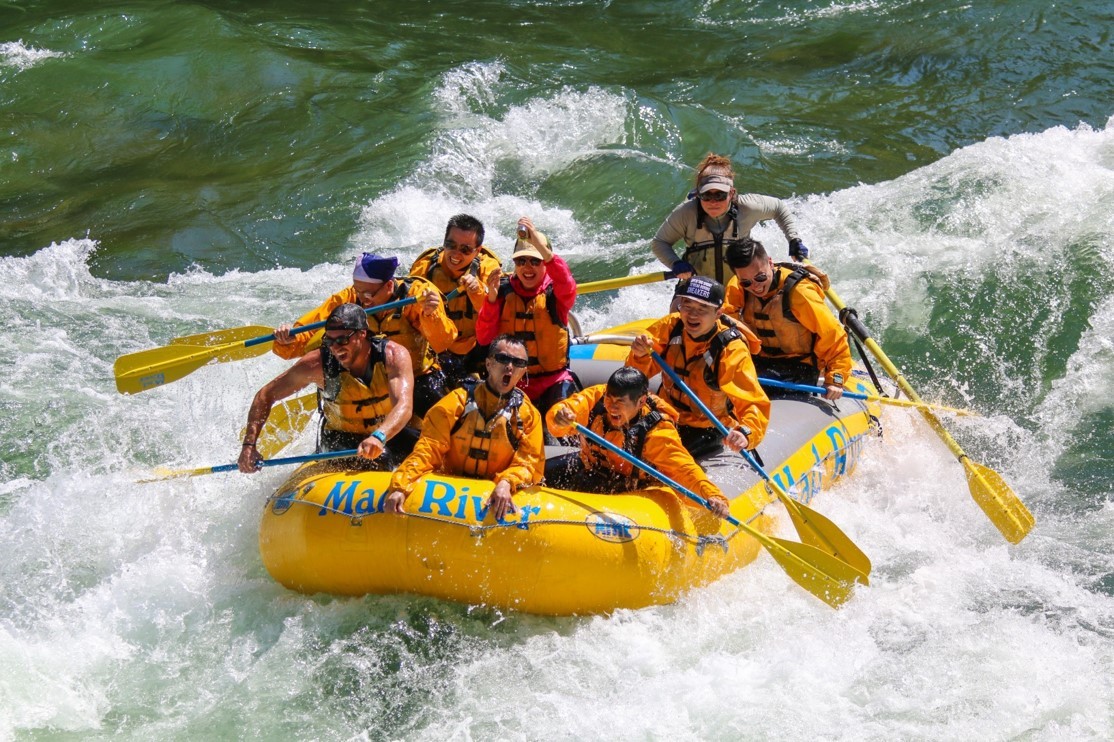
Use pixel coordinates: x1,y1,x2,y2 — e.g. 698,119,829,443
574,424,739,527
651,352,873,578
255,295,423,346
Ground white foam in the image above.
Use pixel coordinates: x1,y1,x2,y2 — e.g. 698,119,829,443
0,40,65,71
3,120,1114,738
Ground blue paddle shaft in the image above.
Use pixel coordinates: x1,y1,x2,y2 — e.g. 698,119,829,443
759,376,868,400
649,350,774,485
211,448,360,474
573,423,741,527
242,296,421,348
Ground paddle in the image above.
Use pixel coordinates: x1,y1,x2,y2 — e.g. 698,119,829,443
576,270,676,294
139,448,358,482
573,423,864,608
816,274,1034,544
163,271,671,351
650,351,872,578
247,391,318,459
113,295,419,395
758,377,977,416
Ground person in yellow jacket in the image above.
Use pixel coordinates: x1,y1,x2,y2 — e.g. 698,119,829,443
272,253,458,418
238,304,415,473
384,335,544,522
722,238,852,401
545,367,731,519
408,214,502,389
626,276,770,460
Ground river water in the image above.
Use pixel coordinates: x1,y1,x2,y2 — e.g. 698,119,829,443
2,1,1112,739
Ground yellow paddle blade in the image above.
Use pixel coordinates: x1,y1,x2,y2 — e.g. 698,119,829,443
778,492,872,578
963,458,1035,544
137,464,215,483
249,392,318,458
763,535,868,609
113,343,229,394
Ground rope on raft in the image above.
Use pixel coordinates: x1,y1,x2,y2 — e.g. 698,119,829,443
274,495,749,552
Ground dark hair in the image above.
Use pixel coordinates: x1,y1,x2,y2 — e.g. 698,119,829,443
444,214,485,249
725,237,767,269
488,334,527,358
605,367,649,402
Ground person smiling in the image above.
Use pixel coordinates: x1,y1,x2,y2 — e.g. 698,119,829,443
271,253,458,419
408,214,503,388
626,276,770,460
238,304,415,473
475,217,578,423
723,238,851,400
650,153,806,285
384,335,544,522
544,367,731,519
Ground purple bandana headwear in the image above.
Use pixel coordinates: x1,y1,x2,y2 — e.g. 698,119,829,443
353,253,398,283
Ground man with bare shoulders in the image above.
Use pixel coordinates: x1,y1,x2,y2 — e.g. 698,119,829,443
238,303,416,472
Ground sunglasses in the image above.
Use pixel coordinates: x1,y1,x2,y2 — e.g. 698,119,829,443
322,330,359,348
739,272,769,288
513,257,542,267
698,191,730,203
490,352,528,369
443,239,477,256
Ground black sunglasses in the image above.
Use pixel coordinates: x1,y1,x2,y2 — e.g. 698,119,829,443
444,239,477,256
698,191,730,203
322,330,359,348
490,352,528,368
513,257,542,267
739,272,769,288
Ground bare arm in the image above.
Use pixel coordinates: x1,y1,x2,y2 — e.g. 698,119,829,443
378,341,415,440
239,352,324,471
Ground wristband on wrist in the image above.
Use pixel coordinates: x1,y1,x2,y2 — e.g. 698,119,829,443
830,373,845,386
370,430,387,445
242,441,256,448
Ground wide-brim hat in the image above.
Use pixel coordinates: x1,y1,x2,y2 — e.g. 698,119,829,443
511,242,545,261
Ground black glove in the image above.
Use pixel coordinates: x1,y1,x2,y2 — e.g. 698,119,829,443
671,260,696,277
788,238,808,260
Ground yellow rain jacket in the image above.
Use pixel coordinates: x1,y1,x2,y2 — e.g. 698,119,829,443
409,245,502,356
625,313,770,448
272,278,458,376
723,263,852,387
546,385,724,503
389,382,544,498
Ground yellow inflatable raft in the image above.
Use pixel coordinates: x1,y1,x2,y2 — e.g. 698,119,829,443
259,324,880,615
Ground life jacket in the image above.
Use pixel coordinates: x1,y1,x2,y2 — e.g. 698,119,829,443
446,381,527,479
681,200,744,284
410,245,500,355
318,336,392,434
495,280,570,377
741,263,830,365
659,315,750,427
366,276,440,375
580,397,669,488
